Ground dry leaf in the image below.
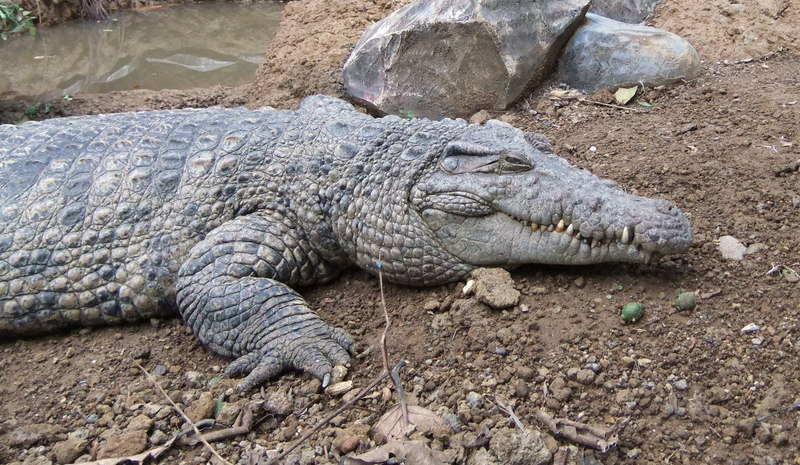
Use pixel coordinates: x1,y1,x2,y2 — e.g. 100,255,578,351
613,86,637,105
373,405,446,441
342,440,449,465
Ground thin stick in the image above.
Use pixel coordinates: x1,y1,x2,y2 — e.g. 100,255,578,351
267,369,390,464
533,410,616,452
377,261,391,373
134,360,233,465
489,397,526,432
580,98,641,112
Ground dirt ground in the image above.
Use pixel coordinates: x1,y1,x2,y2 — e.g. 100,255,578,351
1,0,799,464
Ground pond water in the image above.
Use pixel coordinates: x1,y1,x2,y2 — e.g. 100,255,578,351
0,2,284,99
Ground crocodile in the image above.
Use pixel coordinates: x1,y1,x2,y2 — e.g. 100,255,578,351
0,95,692,389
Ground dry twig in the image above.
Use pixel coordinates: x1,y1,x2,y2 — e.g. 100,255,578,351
534,410,617,452
488,396,526,432
580,98,641,112
134,360,233,465
180,400,265,445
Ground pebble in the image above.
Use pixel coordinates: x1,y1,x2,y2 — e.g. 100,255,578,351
516,366,535,380
512,380,530,398
185,393,216,423
576,369,596,384
718,235,746,260
130,347,151,360
149,429,170,446
443,412,464,433
741,323,760,334
673,379,688,391
185,371,205,388
52,436,88,464
466,391,484,409
152,364,167,376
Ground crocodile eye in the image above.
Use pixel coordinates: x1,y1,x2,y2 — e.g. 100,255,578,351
499,155,532,173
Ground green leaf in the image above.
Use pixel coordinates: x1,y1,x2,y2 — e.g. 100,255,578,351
213,398,224,418
637,101,653,107
614,86,638,105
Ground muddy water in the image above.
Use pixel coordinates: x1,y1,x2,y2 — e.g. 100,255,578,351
0,2,284,99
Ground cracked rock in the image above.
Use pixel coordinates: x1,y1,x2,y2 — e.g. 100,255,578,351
558,13,701,93
344,0,590,119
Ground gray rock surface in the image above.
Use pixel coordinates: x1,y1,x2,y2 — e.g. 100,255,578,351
589,0,661,23
344,0,590,119
558,13,702,93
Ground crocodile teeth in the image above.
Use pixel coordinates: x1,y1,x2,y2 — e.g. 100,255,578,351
547,224,554,232
555,219,566,232
565,223,575,236
591,239,600,248
531,223,539,232
621,226,631,245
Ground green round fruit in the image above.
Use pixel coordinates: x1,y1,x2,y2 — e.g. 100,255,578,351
675,292,697,311
621,302,644,322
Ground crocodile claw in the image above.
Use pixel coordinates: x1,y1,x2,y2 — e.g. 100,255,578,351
226,323,355,391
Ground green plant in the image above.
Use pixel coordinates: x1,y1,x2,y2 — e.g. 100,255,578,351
22,102,53,121
0,2,36,40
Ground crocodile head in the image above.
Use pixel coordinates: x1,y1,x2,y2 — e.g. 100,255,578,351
410,121,693,267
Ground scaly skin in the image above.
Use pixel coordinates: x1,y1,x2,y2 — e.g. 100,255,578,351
0,95,692,389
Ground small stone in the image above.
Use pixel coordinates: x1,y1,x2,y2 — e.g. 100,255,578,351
516,366,535,381
576,369,596,384
216,400,245,426
550,377,572,402
469,110,491,124
471,268,520,309
443,412,464,433
422,300,440,312
741,323,760,334
331,365,349,384
673,379,688,391
675,292,697,311
152,364,167,376
718,235,746,261
53,436,89,464
512,380,530,398
466,391,484,409
584,362,602,374
97,429,148,459
185,393,216,423
149,429,170,446
130,347,151,360
490,428,552,465
8,423,63,447
127,414,154,433
573,276,585,288
185,371,205,388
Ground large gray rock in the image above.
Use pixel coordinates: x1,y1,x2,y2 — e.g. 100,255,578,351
343,0,590,119
558,13,702,93
589,0,661,23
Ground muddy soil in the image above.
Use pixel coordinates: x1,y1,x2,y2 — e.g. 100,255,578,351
1,0,799,464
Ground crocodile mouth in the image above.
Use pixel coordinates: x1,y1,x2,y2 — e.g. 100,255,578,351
505,213,660,264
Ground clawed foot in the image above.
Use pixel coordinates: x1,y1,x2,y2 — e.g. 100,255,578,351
225,324,354,391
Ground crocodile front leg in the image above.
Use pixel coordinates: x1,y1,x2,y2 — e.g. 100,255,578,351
176,209,353,390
